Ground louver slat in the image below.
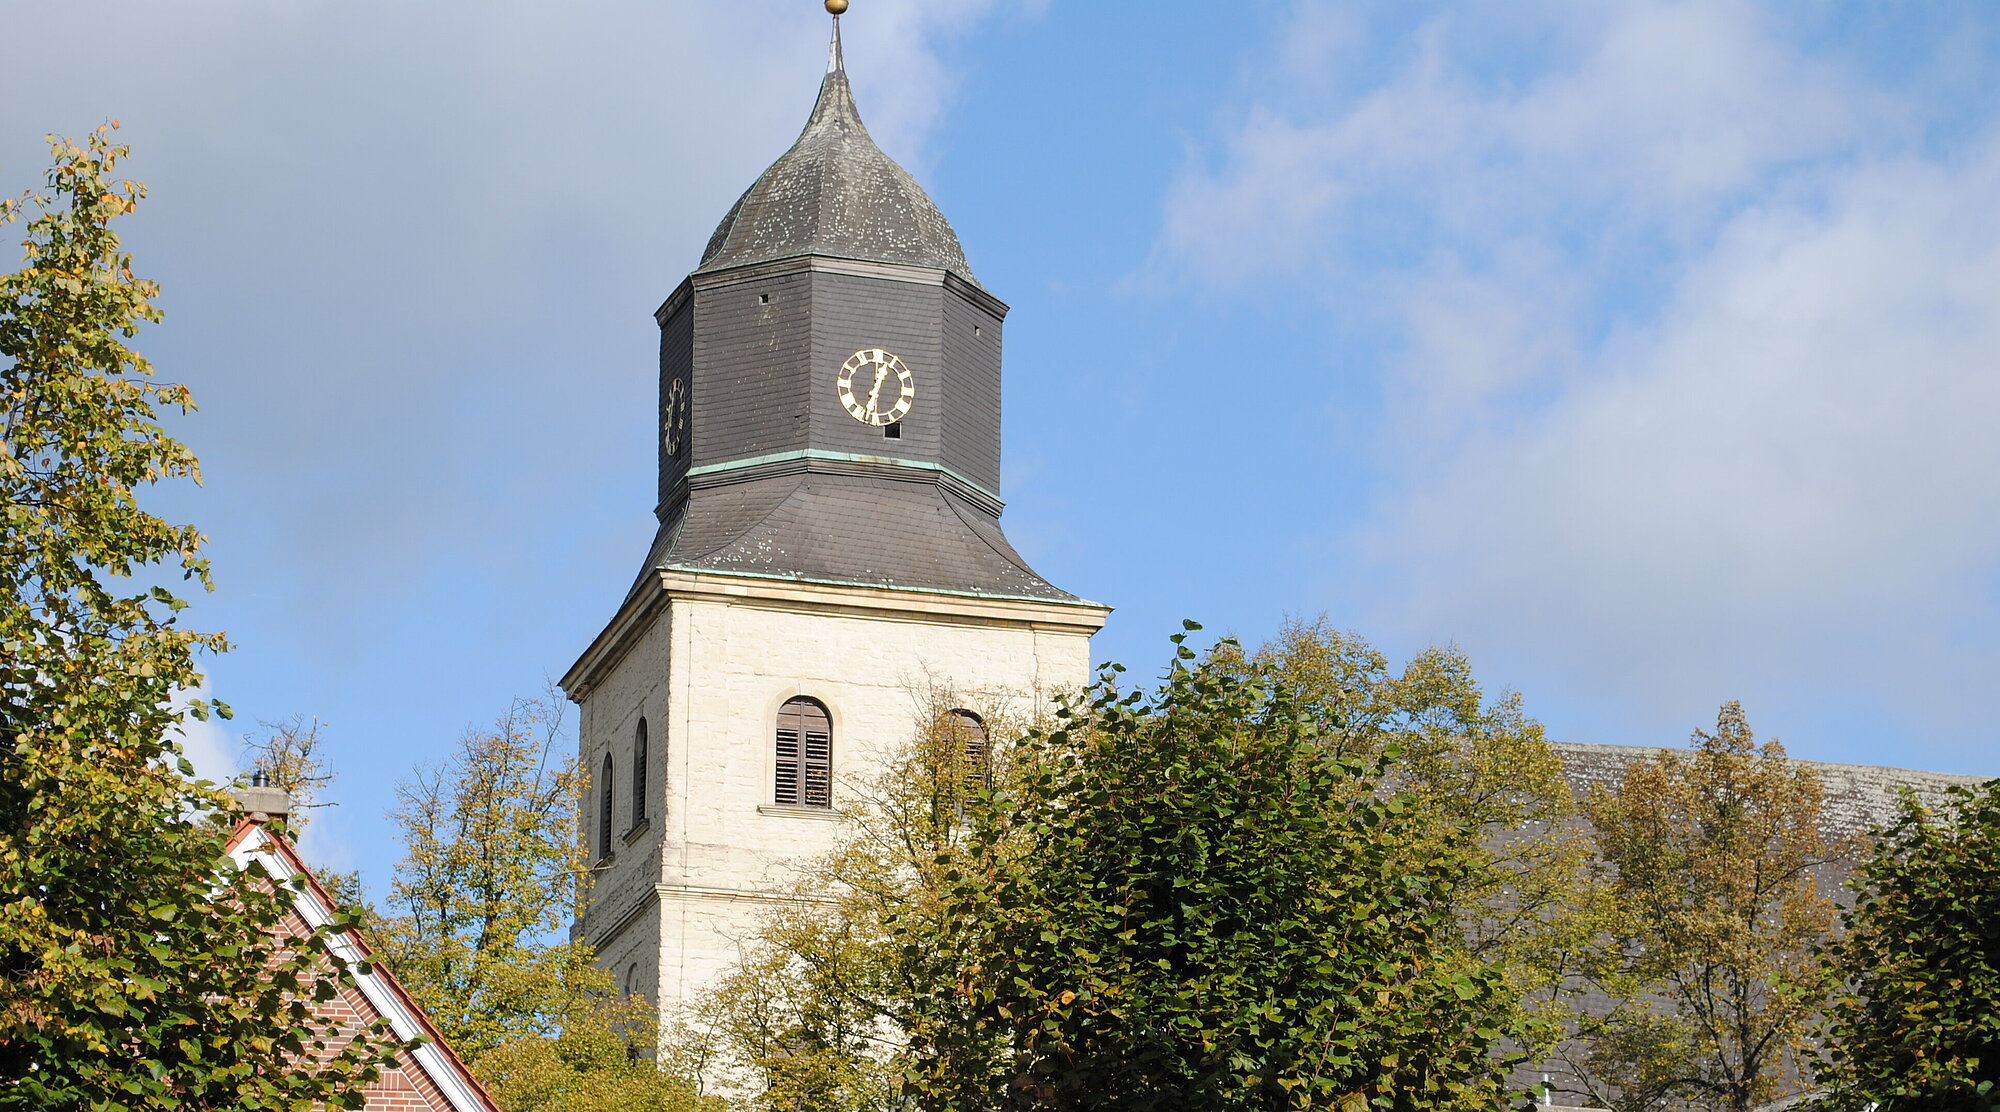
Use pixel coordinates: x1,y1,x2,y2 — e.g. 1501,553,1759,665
775,726,802,806
803,728,831,807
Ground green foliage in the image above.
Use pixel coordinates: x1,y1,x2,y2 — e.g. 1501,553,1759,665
376,693,707,1109
1252,619,1610,1030
376,694,594,1057
699,624,1582,1112
904,624,1532,1112
696,687,1013,1112
0,126,407,1109
478,996,714,1112
1815,779,2000,1112
1578,703,1840,1112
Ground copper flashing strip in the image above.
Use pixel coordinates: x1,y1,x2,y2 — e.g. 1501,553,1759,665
685,448,1004,510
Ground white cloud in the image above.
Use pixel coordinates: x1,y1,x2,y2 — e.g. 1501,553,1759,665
1151,1,1879,288
1144,0,2000,765
170,681,238,785
1371,134,2000,692
0,0,1022,888
0,0,1007,665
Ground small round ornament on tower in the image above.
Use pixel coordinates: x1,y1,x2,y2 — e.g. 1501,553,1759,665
826,0,848,14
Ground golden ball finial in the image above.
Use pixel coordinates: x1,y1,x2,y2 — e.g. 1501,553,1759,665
825,0,848,13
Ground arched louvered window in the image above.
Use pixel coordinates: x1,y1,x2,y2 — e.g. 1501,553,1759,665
775,697,832,808
943,709,989,786
944,708,992,776
598,754,615,860
632,718,649,825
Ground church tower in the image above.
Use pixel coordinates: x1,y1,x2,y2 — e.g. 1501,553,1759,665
561,12,1108,1017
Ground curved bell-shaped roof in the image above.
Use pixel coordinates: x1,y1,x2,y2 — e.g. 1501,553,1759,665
697,21,976,283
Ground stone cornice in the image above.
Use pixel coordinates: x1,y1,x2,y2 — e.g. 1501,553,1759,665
560,577,670,702
582,882,843,952
655,253,1010,323
654,568,1110,628
682,448,1004,515
561,567,1109,702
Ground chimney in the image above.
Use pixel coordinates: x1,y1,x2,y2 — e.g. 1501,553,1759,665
230,769,293,824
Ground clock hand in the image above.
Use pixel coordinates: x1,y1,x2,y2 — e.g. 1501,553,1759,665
865,366,889,420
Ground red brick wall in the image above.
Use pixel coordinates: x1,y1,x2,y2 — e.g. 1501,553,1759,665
271,881,481,1111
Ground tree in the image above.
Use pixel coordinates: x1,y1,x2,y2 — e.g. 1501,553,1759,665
699,623,1588,1111
1578,702,1841,1112
1250,619,1611,1041
0,126,405,1109
478,996,714,1112
904,624,1533,1112
377,693,594,1058
239,713,337,833
695,687,1016,1112
375,692,710,1112
1815,778,2000,1112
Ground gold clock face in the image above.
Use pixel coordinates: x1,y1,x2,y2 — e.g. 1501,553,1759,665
663,376,688,456
836,348,915,427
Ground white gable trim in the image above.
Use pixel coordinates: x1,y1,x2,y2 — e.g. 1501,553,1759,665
228,825,492,1112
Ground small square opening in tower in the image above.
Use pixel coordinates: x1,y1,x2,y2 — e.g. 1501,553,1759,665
883,422,901,439
758,293,770,304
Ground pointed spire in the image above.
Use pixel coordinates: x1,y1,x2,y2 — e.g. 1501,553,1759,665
695,0,976,283
802,5,867,140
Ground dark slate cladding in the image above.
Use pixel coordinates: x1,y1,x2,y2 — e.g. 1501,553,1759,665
801,270,948,466
697,26,976,285
939,286,1002,493
686,270,817,474
656,294,694,507
645,474,1077,602
632,20,1084,606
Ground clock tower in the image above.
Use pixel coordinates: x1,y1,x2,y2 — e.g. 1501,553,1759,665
561,13,1108,1021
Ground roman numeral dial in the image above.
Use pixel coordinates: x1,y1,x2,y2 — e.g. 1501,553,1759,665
835,348,915,427
663,376,689,456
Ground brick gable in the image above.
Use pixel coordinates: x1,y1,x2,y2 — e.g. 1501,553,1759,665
224,820,502,1112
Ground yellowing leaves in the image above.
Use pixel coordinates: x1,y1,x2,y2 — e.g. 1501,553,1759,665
1,123,405,1109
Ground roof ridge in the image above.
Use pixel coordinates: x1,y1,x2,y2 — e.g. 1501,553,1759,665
799,21,868,142
939,484,1063,591
667,476,806,568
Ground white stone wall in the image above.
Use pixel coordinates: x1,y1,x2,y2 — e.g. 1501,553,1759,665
574,600,672,1016
570,573,1105,1023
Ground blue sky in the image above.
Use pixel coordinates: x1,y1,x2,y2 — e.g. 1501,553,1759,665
5,1,1997,882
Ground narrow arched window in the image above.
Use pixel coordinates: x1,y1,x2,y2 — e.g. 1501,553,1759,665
598,754,615,859
775,697,832,808
632,718,649,825
943,709,990,791
944,712,992,780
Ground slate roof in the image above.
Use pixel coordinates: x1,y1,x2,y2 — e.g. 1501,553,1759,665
632,20,1086,611
697,20,977,284
640,473,1081,603
1550,740,1989,839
